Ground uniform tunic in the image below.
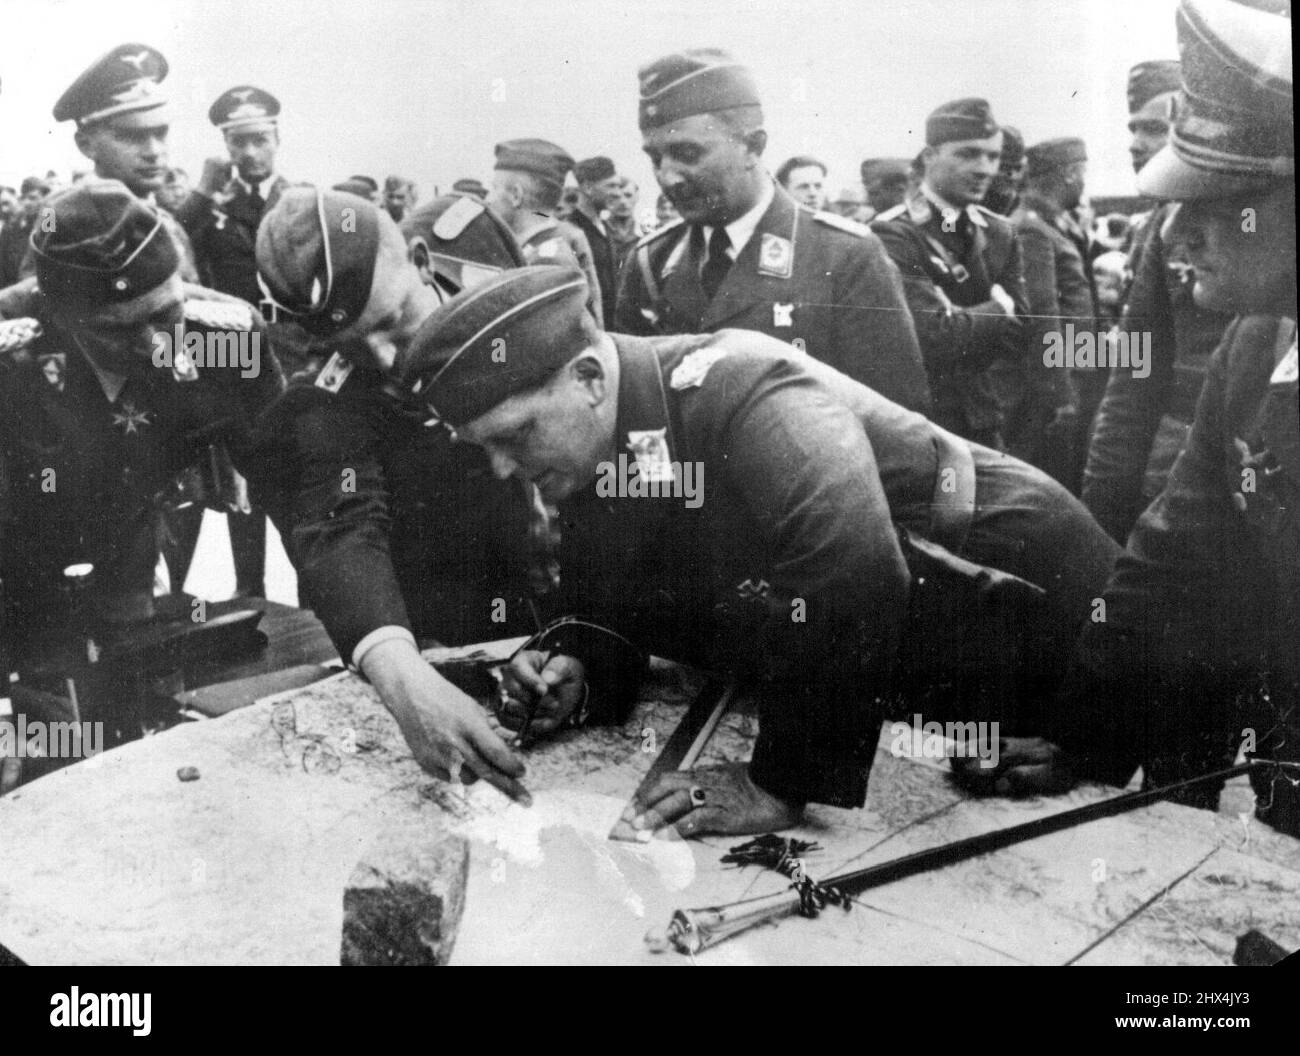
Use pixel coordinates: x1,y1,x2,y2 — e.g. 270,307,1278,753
872,189,1029,447
0,288,283,653
1081,202,1232,541
1054,315,1300,834
254,365,538,663
550,330,1118,807
614,184,933,415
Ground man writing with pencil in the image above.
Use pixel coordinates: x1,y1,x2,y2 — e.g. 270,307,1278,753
402,266,1119,838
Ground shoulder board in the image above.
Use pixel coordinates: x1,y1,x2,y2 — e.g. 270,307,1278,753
635,218,685,249
530,238,562,260
871,203,907,224
184,298,255,331
0,317,43,358
670,347,730,391
434,195,485,240
813,211,873,237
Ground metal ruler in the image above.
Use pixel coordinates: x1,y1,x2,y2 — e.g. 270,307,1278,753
608,676,736,841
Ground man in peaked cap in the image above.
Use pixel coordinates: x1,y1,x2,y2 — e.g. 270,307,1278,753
252,187,538,802
1082,59,1232,542
1011,136,1100,488
873,98,1030,450
401,266,1119,837
43,43,198,285
178,86,292,309
1053,0,1299,836
174,85,295,598
486,138,605,324
0,181,282,669
616,48,932,414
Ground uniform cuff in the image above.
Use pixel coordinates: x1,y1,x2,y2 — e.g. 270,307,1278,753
351,625,417,670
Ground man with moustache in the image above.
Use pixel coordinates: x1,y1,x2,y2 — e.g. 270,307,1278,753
615,49,931,413
873,98,1029,449
1053,0,1298,836
253,187,538,804
1081,60,1232,542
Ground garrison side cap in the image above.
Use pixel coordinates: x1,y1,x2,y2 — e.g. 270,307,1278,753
400,265,590,426
255,187,381,336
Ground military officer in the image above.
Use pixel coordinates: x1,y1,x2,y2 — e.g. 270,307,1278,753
484,138,604,324
1053,0,1298,836
253,187,537,803
1011,137,1100,487
177,86,293,309
174,85,295,598
1080,60,1232,542
872,98,1029,449
43,43,199,285
615,49,932,414
0,181,283,660
403,266,1120,837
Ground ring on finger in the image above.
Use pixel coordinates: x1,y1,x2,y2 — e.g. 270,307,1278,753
689,785,707,808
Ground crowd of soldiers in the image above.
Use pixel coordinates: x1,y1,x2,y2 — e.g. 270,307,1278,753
1,0,1295,843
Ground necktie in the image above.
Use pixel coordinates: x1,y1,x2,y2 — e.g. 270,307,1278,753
700,225,733,302
248,184,264,216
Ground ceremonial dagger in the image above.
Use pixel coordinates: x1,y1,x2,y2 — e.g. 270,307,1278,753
646,759,1300,955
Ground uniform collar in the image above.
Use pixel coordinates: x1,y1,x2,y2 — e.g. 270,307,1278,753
918,182,987,229
235,173,277,199
703,177,775,258
71,334,129,404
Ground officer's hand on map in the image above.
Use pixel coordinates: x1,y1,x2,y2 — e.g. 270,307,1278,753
989,283,1016,317
361,638,531,805
624,762,805,839
949,736,1075,796
499,650,587,743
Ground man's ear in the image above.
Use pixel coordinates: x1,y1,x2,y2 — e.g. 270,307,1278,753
570,349,609,405
744,129,768,160
73,128,97,163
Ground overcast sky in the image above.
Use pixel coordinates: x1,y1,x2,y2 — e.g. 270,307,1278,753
2,0,1181,199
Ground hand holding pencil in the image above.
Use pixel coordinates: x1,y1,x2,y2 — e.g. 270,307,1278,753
498,651,587,746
